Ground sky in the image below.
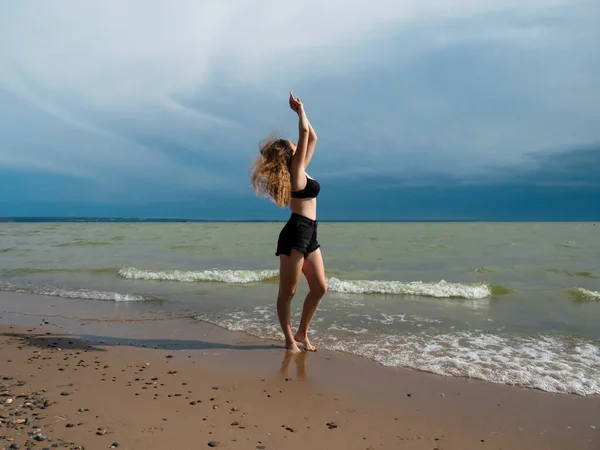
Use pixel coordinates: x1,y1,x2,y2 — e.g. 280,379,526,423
0,0,599,220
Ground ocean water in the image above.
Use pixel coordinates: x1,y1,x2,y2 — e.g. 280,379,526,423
1,221,599,395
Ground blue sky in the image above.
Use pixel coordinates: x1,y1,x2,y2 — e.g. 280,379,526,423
1,1,599,220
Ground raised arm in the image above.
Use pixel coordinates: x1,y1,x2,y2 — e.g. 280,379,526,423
288,92,309,189
303,118,317,168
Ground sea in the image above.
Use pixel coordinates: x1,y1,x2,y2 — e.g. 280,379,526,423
1,220,599,396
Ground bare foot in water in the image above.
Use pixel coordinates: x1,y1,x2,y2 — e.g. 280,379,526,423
294,333,317,352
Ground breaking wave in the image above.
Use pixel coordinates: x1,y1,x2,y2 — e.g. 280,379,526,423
119,267,502,299
0,283,159,302
568,288,600,302
118,267,279,284
327,278,493,299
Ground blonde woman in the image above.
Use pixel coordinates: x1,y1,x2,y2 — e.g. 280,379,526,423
250,93,327,353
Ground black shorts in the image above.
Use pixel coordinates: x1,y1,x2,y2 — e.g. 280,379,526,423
275,213,320,257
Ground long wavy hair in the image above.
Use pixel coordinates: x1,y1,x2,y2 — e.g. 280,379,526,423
250,135,294,207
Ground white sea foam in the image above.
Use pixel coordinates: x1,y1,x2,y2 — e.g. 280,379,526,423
120,267,492,299
322,331,600,396
198,309,283,341
118,267,278,284
572,288,600,301
0,283,153,302
196,309,600,396
327,277,491,299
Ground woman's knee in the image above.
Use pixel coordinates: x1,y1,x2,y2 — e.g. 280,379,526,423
311,281,327,298
278,285,297,301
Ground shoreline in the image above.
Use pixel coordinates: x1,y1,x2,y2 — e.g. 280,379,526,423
1,307,598,449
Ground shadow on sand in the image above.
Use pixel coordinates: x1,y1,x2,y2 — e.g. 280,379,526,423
1,331,281,353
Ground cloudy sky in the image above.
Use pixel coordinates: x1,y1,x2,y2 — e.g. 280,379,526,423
1,1,598,220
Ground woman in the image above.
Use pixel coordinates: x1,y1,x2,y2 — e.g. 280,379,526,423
250,92,327,354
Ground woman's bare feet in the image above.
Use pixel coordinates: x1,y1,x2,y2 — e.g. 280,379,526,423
294,333,317,352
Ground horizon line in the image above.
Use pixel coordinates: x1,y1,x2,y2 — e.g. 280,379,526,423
0,217,597,223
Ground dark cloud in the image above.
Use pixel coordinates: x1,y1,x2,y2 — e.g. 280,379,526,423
514,144,600,186
2,142,598,221
311,143,600,220
321,143,600,188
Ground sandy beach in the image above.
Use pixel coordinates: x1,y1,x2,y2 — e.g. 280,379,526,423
2,0,599,447
0,309,598,450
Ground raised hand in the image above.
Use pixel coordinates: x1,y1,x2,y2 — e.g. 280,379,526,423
289,92,304,115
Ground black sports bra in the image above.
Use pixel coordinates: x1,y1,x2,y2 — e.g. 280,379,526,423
291,175,320,199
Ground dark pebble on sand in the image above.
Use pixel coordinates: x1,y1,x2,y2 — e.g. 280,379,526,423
326,422,338,429
34,435,47,441
9,444,21,449
110,443,119,448
211,386,219,390
407,394,412,397
60,391,70,396
208,441,219,447
256,446,266,449
3,376,14,380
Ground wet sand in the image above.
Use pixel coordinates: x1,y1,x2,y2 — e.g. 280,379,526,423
0,309,598,450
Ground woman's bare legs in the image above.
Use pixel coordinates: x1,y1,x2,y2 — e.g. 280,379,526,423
278,250,304,353
294,248,327,351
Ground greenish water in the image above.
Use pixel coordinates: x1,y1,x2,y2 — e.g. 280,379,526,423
1,222,599,395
